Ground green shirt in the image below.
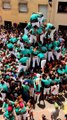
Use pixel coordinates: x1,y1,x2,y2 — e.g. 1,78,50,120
30,13,39,21
21,106,26,113
57,68,65,75
38,53,44,59
0,83,8,92
4,111,15,120
9,101,15,106
15,107,21,115
34,84,41,92
41,46,47,53
2,102,8,111
42,79,51,86
36,28,43,35
22,84,29,92
2,84,8,92
22,34,29,42
7,43,14,49
10,37,17,43
19,57,29,64
48,43,53,50
54,78,61,83
53,41,60,47
65,65,67,74
30,28,36,35
33,50,39,55
4,111,10,119
27,22,32,29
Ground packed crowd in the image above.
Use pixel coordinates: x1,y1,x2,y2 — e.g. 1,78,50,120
0,13,67,120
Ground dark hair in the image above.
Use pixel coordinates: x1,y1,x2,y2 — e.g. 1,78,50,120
34,25,38,29
10,54,16,59
1,81,4,84
42,114,46,120
65,114,67,118
51,26,55,30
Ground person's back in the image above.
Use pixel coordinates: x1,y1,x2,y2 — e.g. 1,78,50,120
51,107,60,120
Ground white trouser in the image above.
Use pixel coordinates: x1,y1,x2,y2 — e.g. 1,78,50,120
32,35,37,43
32,22,40,27
41,59,46,69
27,57,31,68
48,51,54,61
22,112,28,120
18,62,29,72
29,35,33,44
40,34,45,44
18,65,28,72
38,16,45,26
1,93,6,101
22,65,28,72
17,115,21,120
0,98,2,111
30,87,34,97
0,97,3,101
44,52,48,59
24,28,28,34
34,93,40,103
44,88,50,95
32,56,39,68
54,51,61,60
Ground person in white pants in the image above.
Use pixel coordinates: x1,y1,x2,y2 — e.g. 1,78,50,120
22,111,28,120
34,92,40,104
1,92,6,101
38,15,45,26
48,50,54,61
44,87,50,95
34,81,41,104
29,34,37,44
40,33,45,44
32,56,40,68
29,34,34,44
41,58,46,72
18,62,28,73
44,51,48,60
54,49,61,60
27,56,31,69
24,27,29,35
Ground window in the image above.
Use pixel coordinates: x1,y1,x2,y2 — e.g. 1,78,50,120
38,5,48,20
2,2,11,9
19,3,28,13
58,2,67,13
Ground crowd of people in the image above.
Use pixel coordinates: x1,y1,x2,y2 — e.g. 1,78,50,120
0,12,67,120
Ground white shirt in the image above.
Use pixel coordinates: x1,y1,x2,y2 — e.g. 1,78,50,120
51,85,59,95
41,59,46,68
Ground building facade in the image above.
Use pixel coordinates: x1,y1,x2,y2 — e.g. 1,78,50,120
48,0,67,47
48,0,67,30
0,0,48,25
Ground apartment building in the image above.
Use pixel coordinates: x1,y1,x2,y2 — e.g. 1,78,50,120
48,0,67,30
48,0,67,47
0,0,48,26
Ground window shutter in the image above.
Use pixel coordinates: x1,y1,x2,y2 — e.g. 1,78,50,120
38,5,48,20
